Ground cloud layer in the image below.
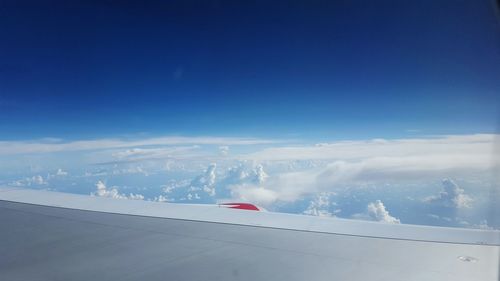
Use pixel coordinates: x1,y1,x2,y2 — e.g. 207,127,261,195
0,136,279,155
2,133,497,229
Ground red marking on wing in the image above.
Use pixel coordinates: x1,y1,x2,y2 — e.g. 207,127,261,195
219,203,260,211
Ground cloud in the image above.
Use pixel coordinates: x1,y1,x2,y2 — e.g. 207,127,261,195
153,195,170,202
152,164,220,202
367,200,401,224
127,193,145,200
224,164,249,183
229,184,279,206
192,163,217,196
303,192,336,217
162,180,185,194
55,168,68,176
246,134,495,173
108,146,201,163
424,179,472,208
9,175,48,187
217,134,497,202
353,200,400,224
219,146,229,156
92,181,127,199
111,166,150,176
201,164,217,196
225,168,318,205
83,134,495,221
311,153,492,185
477,220,494,230
91,181,144,200
223,164,283,206
254,164,268,184
31,175,46,185
0,135,280,155
3,133,496,230
223,163,269,185
186,193,201,201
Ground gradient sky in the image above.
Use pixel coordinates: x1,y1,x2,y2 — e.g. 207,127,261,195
1,0,499,140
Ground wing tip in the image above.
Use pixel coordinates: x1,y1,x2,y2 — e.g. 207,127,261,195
219,202,260,211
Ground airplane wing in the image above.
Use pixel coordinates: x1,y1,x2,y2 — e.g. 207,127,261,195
0,187,498,281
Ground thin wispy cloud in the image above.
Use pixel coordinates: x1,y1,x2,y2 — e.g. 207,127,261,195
0,136,281,155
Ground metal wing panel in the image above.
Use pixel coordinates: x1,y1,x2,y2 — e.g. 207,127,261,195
0,188,498,281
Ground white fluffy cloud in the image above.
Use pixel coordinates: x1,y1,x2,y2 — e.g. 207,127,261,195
45,168,68,180
186,193,201,201
353,200,401,224
127,193,145,200
31,175,46,185
366,200,401,224
223,163,269,185
55,168,68,176
303,192,335,217
424,179,472,208
254,164,268,184
226,168,321,205
224,164,284,206
153,164,220,201
9,175,47,187
92,181,127,199
229,184,279,206
193,163,217,196
91,181,144,200
202,164,217,196
153,195,170,202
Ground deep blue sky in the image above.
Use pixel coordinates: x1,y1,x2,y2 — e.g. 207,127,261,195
1,0,499,140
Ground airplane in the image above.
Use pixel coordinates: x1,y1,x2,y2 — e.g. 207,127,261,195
0,186,498,280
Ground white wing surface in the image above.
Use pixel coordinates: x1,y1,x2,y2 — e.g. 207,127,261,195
0,187,498,281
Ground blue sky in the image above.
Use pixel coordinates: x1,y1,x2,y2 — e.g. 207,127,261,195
1,0,499,140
